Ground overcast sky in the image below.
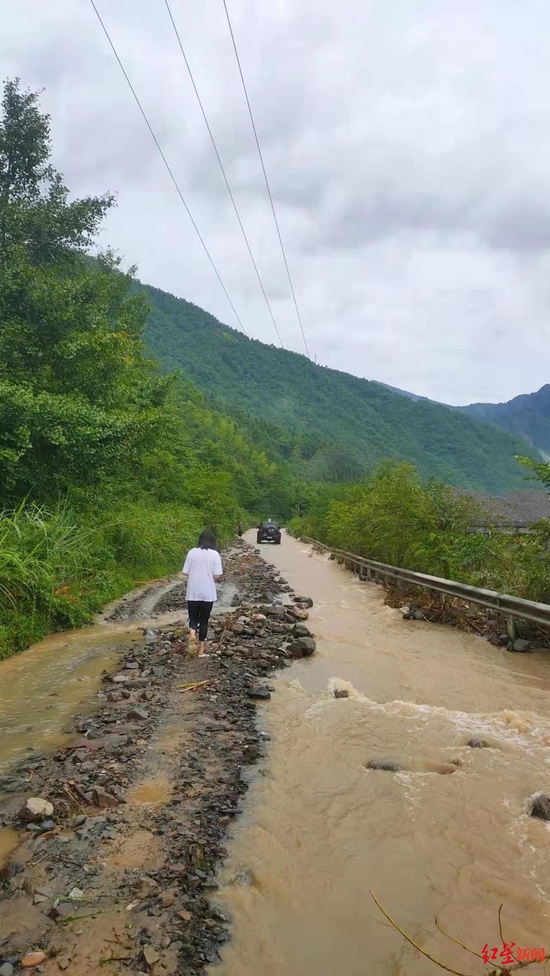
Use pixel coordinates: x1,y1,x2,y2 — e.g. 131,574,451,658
3,0,550,404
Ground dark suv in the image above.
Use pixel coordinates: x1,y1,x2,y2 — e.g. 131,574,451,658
257,520,281,545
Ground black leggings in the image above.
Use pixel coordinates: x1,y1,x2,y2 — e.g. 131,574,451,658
187,601,213,642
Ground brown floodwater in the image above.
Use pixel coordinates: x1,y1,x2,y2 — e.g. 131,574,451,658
216,532,550,976
0,827,19,864
0,580,186,778
0,575,238,778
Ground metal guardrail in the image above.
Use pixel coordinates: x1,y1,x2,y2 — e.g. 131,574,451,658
299,536,550,639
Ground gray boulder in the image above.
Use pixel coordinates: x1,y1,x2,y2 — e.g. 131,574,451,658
529,793,550,821
247,686,271,700
287,637,316,658
292,623,311,639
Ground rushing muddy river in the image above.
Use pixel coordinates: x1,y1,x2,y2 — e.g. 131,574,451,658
217,533,550,976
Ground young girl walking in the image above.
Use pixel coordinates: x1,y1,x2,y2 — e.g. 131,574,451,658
182,529,223,657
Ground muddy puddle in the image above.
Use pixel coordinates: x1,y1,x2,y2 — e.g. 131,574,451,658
0,827,19,865
0,574,237,775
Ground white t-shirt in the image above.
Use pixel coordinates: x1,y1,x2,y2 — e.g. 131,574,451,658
182,547,223,602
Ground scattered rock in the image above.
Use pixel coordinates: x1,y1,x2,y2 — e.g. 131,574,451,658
127,707,149,721
228,868,256,886
20,952,46,969
139,876,159,895
142,946,160,966
0,861,24,882
18,798,54,823
467,738,491,749
160,889,176,908
294,596,313,608
242,743,261,762
287,637,316,658
91,787,120,809
247,685,271,700
512,639,531,653
0,963,15,976
529,793,550,821
333,689,349,699
50,902,76,922
69,815,87,828
424,762,458,775
366,759,405,772
292,623,311,638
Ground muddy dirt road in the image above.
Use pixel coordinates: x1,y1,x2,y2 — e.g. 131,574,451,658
0,543,301,975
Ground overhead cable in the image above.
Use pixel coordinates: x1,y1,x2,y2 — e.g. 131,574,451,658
221,0,310,358
164,0,284,348
88,0,248,337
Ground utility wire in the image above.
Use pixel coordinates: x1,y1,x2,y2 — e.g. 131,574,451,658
164,0,283,348
221,0,310,359
88,0,248,337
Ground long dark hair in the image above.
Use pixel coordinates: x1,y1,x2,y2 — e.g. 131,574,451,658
198,528,220,551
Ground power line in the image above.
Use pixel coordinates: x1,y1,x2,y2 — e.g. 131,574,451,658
164,0,283,349
87,0,248,337
221,0,310,359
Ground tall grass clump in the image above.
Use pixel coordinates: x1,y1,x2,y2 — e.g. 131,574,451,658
0,500,225,658
0,503,106,656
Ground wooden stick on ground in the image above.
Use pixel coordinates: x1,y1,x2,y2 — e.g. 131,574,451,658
178,680,212,693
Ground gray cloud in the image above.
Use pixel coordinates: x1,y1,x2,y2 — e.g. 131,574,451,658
1,0,550,403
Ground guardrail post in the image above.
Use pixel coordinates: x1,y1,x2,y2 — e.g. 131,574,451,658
506,615,517,641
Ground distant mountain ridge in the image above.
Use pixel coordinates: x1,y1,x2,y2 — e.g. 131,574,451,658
140,280,538,494
377,383,448,406
379,382,550,459
458,385,550,459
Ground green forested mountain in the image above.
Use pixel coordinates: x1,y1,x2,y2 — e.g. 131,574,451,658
142,284,534,494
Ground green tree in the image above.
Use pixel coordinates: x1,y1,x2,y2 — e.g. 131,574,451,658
0,78,111,262
0,79,172,503
516,456,550,493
